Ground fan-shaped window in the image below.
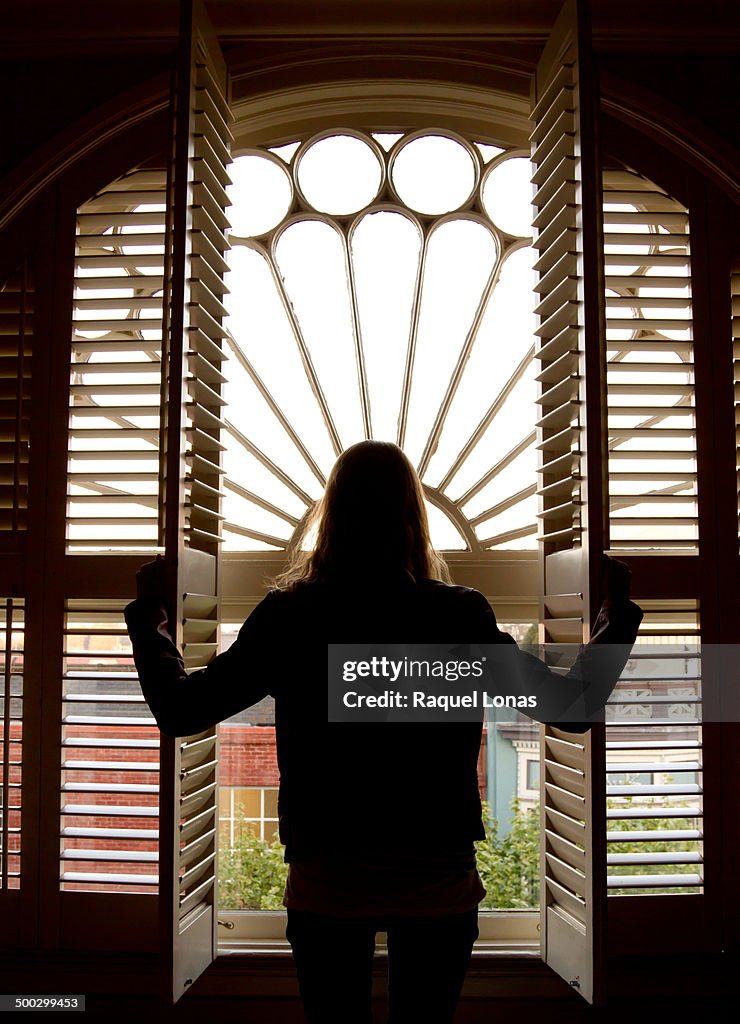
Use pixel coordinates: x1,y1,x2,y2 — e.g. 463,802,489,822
222,130,538,553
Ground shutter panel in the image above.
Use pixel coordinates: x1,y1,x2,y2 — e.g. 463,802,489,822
0,264,31,940
57,165,167,948
602,167,696,552
531,0,607,1004
159,0,231,1002
68,169,167,552
601,170,704,915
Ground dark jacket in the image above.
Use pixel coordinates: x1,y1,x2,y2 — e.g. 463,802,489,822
124,575,642,863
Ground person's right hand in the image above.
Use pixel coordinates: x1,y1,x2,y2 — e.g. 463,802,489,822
136,554,167,603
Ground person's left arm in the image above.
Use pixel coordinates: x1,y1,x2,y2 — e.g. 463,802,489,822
473,556,643,728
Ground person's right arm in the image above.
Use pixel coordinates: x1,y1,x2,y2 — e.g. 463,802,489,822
125,562,281,737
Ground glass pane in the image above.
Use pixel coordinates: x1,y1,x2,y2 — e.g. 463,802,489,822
372,132,403,151
351,211,422,441
425,246,535,489
481,157,533,238
298,135,382,215
474,493,538,547
264,788,279,818
392,135,476,215
275,219,365,448
222,435,309,521
425,501,467,550
233,788,261,820
269,141,300,163
446,367,537,502
474,142,505,164
223,337,325,500
404,218,497,467
221,487,295,545
463,448,538,522
228,154,293,236
225,245,336,475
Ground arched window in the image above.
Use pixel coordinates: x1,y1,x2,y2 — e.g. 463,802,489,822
221,130,537,555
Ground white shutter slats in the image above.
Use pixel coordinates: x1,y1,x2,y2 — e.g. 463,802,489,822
0,267,31,534
547,852,586,895
603,168,696,552
605,601,703,896
60,600,160,894
184,116,230,553
0,598,24,901
607,872,703,889
546,878,587,928
546,803,585,842
68,165,166,554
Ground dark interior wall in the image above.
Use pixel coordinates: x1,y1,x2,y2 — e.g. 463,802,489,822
0,56,170,179
598,52,740,151
2,39,738,186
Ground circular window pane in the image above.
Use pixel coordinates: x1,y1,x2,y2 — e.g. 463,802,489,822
392,135,475,215
297,135,382,215
228,154,292,236
481,158,533,237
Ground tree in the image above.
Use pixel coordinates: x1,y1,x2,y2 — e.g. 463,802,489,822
218,818,288,911
476,798,540,909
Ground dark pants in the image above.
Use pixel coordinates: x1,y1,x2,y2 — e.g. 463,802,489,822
286,907,479,1024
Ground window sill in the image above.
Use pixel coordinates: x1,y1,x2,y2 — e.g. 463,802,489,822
218,938,541,957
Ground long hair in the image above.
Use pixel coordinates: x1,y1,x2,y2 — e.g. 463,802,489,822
274,441,449,589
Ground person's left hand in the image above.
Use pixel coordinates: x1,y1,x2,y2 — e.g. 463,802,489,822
136,554,167,602
601,553,632,605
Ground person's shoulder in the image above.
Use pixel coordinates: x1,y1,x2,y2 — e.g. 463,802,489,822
417,578,489,608
258,579,327,610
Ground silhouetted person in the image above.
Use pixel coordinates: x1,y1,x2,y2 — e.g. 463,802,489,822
126,440,642,1024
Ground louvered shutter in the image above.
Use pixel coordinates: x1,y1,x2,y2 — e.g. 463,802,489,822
0,263,31,941
531,0,608,1004
0,265,31,535
57,165,167,945
600,167,706,922
159,0,231,1002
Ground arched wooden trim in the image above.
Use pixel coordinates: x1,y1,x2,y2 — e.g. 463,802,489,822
3,46,740,236
228,46,532,146
600,69,740,207
0,72,171,233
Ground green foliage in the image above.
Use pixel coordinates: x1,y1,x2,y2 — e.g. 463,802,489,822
475,798,540,909
522,622,539,646
217,794,701,910
218,817,288,910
